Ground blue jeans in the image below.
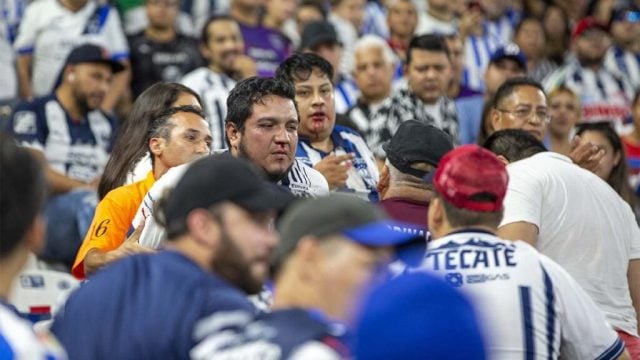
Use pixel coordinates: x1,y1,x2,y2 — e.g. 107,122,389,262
41,189,97,268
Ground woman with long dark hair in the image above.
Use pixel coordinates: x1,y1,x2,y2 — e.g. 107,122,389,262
97,83,202,199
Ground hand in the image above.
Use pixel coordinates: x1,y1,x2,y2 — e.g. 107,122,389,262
569,135,605,172
231,55,257,80
314,153,354,190
111,219,155,259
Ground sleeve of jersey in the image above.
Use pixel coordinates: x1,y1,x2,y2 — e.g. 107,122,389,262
71,194,130,279
103,5,129,60
134,164,189,249
627,212,640,260
539,255,625,359
12,2,40,55
6,105,46,150
499,164,543,228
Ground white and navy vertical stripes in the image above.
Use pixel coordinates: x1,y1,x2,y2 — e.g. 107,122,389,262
181,67,236,151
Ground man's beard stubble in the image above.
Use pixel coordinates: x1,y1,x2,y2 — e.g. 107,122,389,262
211,223,265,295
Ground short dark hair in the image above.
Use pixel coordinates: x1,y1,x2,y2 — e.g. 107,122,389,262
407,34,450,65
483,129,547,163
225,77,297,146
200,15,237,45
492,77,546,109
276,52,334,86
437,193,503,229
146,105,206,165
0,134,46,259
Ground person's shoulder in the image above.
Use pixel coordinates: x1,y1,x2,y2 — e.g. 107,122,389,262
127,31,147,45
334,124,363,138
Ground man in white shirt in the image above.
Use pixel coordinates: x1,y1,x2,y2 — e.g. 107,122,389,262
420,143,630,359
13,0,130,112
485,129,640,357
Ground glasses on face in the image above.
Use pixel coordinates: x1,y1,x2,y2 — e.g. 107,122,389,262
496,107,551,124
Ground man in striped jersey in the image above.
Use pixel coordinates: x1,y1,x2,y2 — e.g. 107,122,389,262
133,76,328,249
181,15,256,151
420,144,630,359
605,7,640,90
544,17,634,131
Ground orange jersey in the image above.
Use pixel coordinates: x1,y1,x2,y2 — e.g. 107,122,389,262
72,172,155,279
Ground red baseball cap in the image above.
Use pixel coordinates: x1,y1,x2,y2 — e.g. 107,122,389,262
433,145,508,212
571,17,609,40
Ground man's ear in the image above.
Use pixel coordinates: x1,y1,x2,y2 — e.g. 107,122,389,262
294,235,323,280
490,108,501,132
496,154,509,166
377,164,390,197
149,137,164,158
24,215,45,254
427,197,444,237
226,122,240,150
186,209,220,248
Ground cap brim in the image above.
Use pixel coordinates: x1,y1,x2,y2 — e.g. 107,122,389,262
343,220,422,247
234,182,295,213
101,60,125,73
492,56,526,69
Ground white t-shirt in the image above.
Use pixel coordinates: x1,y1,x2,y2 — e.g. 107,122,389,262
133,157,329,249
421,231,625,359
500,151,640,335
14,0,128,96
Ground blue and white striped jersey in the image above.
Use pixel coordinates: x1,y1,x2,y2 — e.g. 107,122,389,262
13,0,128,96
7,94,115,182
134,156,328,249
462,10,519,92
335,76,360,115
544,58,635,130
0,302,67,360
296,125,379,202
180,67,236,151
420,231,625,360
605,46,640,90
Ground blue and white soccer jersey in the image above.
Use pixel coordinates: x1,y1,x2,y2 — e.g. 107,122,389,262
13,0,128,96
605,46,640,90
420,231,625,360
335,76,360,115
180,67,236,151
297,125,380,202
543,60,634,131
462,34,501,92
0,302,67,360
7,95,114,182
133,157,328,249
191,308,348,360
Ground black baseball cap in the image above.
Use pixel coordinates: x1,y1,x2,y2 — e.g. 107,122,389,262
64,43,125,73
163,155,295,238
382,120,454,178
299,21,341,50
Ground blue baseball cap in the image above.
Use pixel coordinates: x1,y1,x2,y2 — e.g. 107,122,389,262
275,194,420,263
354,273,487,360
490,43,527,70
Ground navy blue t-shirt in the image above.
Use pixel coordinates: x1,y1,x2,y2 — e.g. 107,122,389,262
51,251,255,360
